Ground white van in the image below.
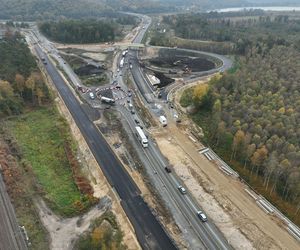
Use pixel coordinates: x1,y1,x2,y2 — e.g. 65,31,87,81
159,115,167,127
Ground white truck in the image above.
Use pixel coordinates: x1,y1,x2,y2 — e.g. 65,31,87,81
122,50,128,57
100,96,115,104
159,115,167,127
135,126,148,148
120,58,125,68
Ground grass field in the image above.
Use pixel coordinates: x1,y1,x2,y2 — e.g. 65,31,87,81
7,107,91,216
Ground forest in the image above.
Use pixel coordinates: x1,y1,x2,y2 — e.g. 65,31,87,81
38,18,136,43
0,0,173,20
179,13,300,223
153,12,300,55
0,30,50,116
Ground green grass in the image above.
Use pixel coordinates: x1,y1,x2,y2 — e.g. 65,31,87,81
75,211,125,250
7,107,86,216
180,87,195,108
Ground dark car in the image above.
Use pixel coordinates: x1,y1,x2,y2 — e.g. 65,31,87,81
134,119,140,124
165,166,172,173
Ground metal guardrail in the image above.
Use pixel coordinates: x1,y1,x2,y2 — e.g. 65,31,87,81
199,147,300,242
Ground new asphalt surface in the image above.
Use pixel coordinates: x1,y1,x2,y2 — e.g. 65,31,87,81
35,46,176,250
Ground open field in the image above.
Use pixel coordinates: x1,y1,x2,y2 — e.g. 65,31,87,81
6,107,94,217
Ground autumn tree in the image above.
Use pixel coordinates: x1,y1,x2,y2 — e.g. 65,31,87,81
250,145,268,177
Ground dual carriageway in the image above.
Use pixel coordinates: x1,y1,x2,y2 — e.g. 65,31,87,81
26,13,233,250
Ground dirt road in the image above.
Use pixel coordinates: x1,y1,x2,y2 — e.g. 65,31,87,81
150,96,300,249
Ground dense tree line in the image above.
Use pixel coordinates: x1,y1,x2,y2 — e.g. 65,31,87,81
177,13,300,222
0,0,175,20
186,45,300,218
159,12,300,55
0,31,49,116
39,19,122,43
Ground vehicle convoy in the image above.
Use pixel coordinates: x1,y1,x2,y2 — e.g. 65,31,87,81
100,96,115,104
159,115,167,127
135,126,148,148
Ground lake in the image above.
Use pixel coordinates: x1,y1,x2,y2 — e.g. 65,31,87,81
215,6,300,12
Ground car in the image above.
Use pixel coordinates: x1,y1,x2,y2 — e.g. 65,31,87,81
197,211,208,222
178,185,186,194
134,119,140,124
116,85,121,89
128,92,132,97
127,99,131,103
131,110,135,115
117,68,120,72
89,92,95,100
165,166,172,173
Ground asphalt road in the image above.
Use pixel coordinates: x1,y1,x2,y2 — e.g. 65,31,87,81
124,14,233,249
34,46,176,250
0,174,27,250
29,13,232,248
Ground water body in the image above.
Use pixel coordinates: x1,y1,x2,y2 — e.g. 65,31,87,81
215,6,300,12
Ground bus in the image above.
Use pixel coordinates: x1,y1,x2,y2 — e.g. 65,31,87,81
135,126,148,148
100,96,115,104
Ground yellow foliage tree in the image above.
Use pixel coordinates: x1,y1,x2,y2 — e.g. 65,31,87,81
192,83,208,104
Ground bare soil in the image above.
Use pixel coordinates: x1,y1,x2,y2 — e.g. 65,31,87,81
147,83,300,249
